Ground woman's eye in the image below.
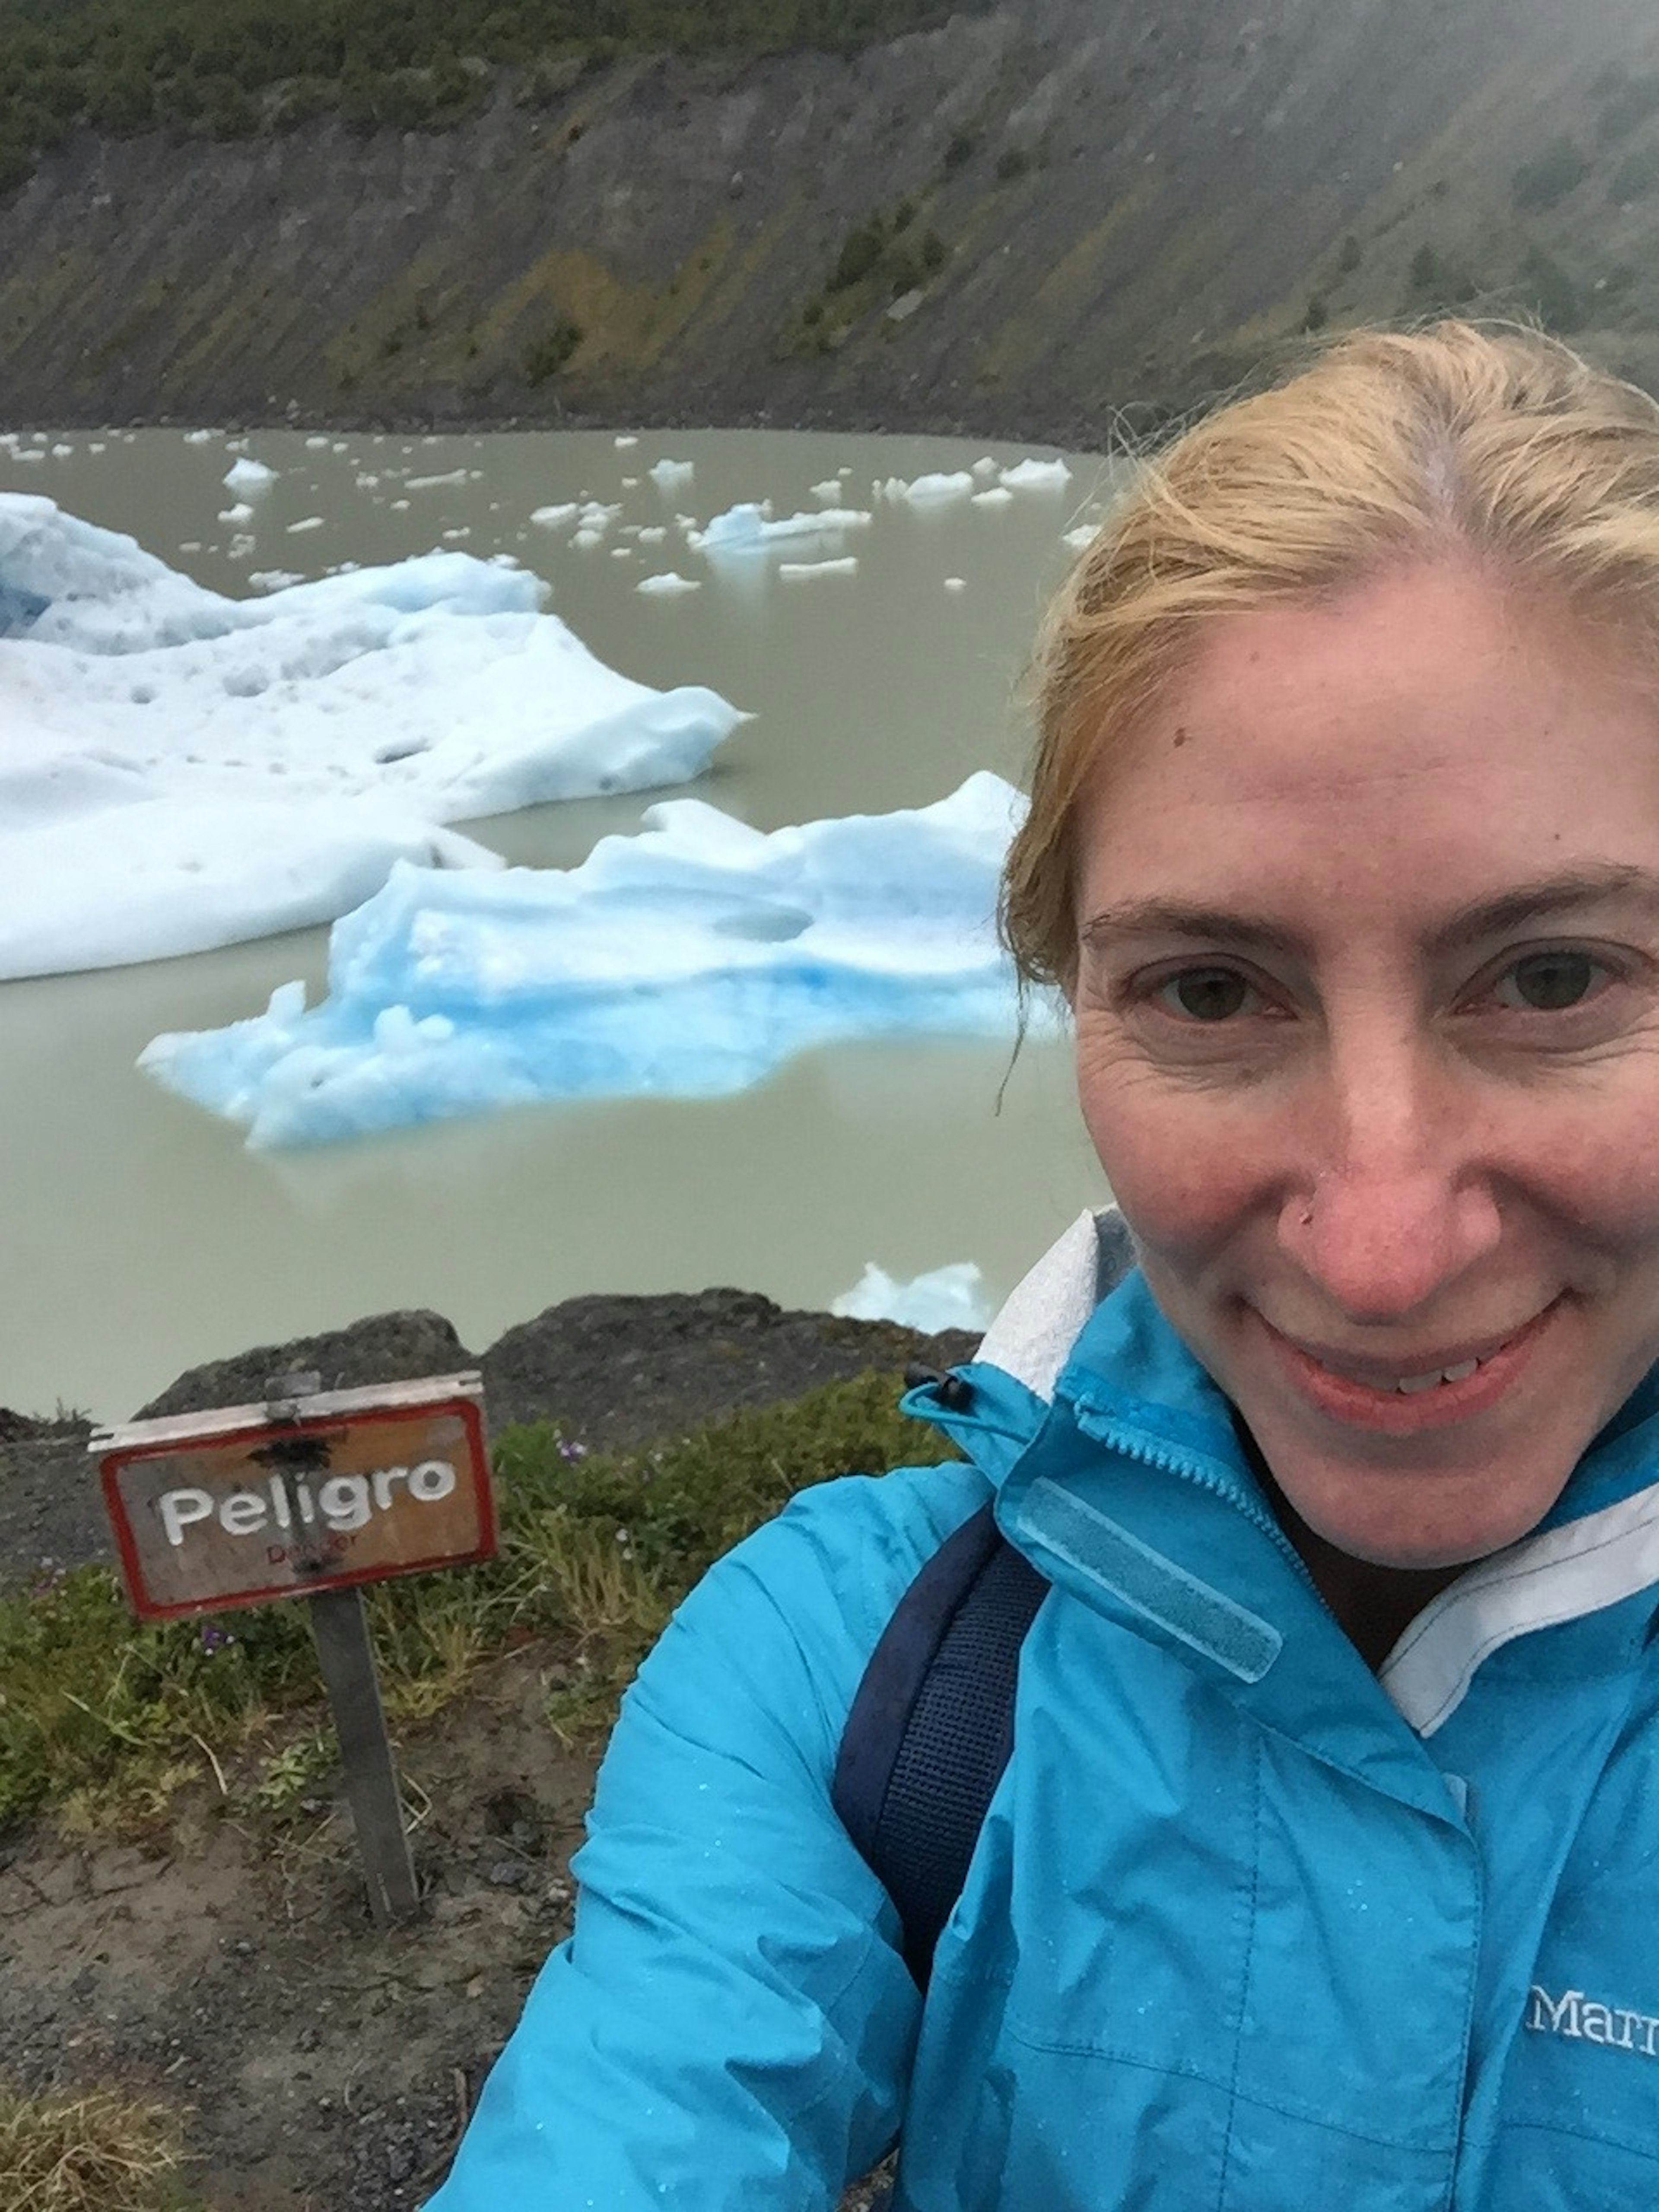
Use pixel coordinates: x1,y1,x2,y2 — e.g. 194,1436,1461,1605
1152,968,1257,1021
1492,950,1606,1012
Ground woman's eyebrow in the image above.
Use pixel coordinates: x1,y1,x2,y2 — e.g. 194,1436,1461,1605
1079,865,1659,957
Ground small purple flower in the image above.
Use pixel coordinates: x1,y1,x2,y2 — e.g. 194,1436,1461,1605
558,1440,588,1463
199,1623,238,1656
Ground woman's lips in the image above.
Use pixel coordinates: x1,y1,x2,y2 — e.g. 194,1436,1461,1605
1260,1300,1560,1433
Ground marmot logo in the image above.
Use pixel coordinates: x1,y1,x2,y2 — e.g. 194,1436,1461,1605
1526,1986,1659,2057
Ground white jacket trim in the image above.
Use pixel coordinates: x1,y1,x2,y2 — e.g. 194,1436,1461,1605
977,1208,1118,1404
1381,1478,1659,1738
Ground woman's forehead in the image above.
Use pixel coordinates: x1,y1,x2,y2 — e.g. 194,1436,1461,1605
1073,563,1659,922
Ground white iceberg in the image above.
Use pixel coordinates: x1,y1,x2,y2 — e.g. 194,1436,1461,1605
831,1260,992,1335
999,457,1072,492
0,493,745,979
138,771,1032,1147
882,471,975,506
636,571,702,596
688,502,873,558
223,456,276,494
779,556,858,580
648,457,696,494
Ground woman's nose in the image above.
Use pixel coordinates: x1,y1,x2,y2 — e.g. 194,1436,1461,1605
1276,1048,1503,1322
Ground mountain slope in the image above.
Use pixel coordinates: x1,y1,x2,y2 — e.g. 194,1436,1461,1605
2,0,1658,435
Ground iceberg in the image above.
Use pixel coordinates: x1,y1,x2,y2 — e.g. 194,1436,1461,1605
881,470,976,506
138,771,1034,1148
999,457,1072,491
831,1260,992,1334
223,456,276,494
688,502,872,558
0,493,745,979
779,556,858,580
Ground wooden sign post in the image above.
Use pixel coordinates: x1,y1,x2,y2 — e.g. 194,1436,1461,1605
91,1369,493,1927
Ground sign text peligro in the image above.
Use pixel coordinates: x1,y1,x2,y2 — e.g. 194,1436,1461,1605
95,1374,493,1622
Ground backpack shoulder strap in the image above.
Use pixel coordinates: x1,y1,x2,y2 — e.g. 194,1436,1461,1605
831,1496,1048,1989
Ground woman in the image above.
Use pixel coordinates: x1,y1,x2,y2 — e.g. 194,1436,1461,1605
428,320,1659,2209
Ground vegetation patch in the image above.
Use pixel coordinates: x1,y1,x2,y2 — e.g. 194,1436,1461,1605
788,197,949,352
1514,242,1583,334
0,1372,961,1834
1510,134,1589,212
0,2080,200,2212
0,0,997,192
521,315,583,383
1405,241,1478,315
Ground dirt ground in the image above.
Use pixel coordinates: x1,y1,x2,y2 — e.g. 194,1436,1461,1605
0,1289,973,2208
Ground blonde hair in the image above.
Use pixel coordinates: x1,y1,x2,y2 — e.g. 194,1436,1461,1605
1002,319,1659,998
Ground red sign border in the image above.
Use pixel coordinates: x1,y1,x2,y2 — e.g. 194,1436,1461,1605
100,1394,495,1623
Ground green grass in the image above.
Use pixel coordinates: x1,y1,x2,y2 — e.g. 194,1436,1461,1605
0,1370,961,1835
0,2082,202,2212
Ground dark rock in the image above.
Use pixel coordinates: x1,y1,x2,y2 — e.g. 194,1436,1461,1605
137,1311,477,1421
479,1287,979,1449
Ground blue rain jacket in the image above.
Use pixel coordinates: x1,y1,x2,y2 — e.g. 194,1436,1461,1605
427,1213,1659,2210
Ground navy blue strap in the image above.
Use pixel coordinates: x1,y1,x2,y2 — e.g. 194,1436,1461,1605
833,1500,1048,1987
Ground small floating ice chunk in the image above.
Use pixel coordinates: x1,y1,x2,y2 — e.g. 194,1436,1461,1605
882,470,976,506
218,503,254,527
832,1261,992,1334
222,457,277,496
1061,524,1098,552
571,528,606,551
286,516,325,535
944,576,967,592
970,487,1014,510
185,429,220,446
810,479,844,501
779,556,858,579
648,458,696,493
248,569,305,593
636,571,702,596
690,502,872,556
405,468,471,491
529,502,580,528
1000,457,1072,492
615,434,639,449
972,456,1000,479
305,434,331,451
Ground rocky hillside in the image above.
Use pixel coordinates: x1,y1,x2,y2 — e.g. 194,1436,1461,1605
3,0,1659,437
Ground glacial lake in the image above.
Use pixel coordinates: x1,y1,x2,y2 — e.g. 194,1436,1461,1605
0,424,1120,1422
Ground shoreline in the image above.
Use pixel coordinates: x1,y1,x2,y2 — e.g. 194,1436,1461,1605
0,394,1164,454
0,1286,981,1595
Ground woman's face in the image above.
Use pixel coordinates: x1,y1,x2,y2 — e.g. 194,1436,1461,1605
1072,557,1659,1571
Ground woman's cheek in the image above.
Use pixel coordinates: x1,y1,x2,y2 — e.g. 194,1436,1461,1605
1075,1041,1263,1255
